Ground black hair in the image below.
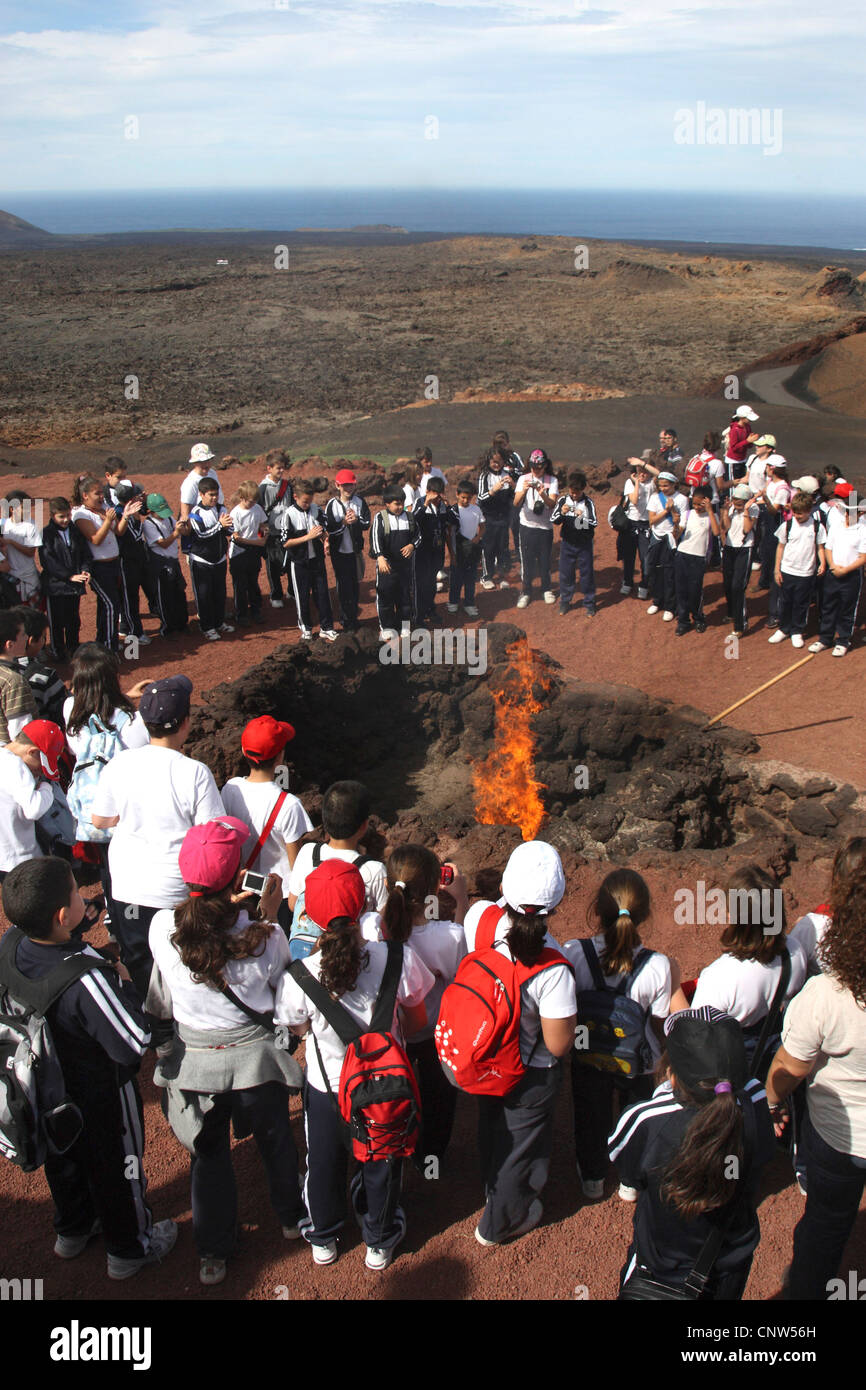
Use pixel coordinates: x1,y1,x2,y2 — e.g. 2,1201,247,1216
198,477,219,495
692,484,713,501
4,489,31,505
11,605,49,639
504,906,548,967
382,484,405,505
322,780,371,840
49,496,71,514
2,857,75,937
568,470,587,490
294,479,314,497
662,427,678,438
415,446,433,464
456,477,474,495
67,644,135,735
425,477,445,495
144,718,185,738
0,610,24,649
104,457,125,475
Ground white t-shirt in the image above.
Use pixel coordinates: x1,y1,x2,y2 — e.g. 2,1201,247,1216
91,745,226,909
782,972,866,1157
676,508,712,559
275,940,434,1092
649,491,689,546
142,515,179,560
724,503,759,549
454,502,484,541
705,457,725,505
826,520,866,570
402,918,467,1042
463,901,576,1068
691,942,808,1028
180,468,223,510
72,506,119,561
2,519,41,593
62,698,149,759
789,909,831,974
0,747,53,870
288,842,388,913
228,503,268,561
331,496,365,555
764,478,792,513
517,474,559,531
775,516,827,578
403,483,421,511
220,778,313,894
562,934,672,1066
149,909,289,1032
625,479,653,523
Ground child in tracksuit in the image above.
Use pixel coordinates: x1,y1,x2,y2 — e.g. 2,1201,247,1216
325,469,371,633
448,480,485,618
769,492,827,649
39,497,90,661
477,448,514,590
188,477,234,640
371,485,420,639
1,856,177,1278
281,481,337,642
412,477,451,622
110,483,152,646
552,471,597,616
257,456,294,609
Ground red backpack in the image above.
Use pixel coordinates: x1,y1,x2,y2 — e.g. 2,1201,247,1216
435,904,572,1097
288,942,421,1163
684,451,710,489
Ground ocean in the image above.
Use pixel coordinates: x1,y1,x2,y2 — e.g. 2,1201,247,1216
7,188,866,251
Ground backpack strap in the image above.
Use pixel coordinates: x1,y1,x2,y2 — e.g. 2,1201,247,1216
475,903,505,953
312,842,323,867
244,791,288,871
0,927,115,1015
217,978,276,1034
617,947,654,997
748,949,792,1080
580,938,607,990
287,959,362,1047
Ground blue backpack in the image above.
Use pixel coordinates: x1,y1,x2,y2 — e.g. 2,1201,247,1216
289,844,373,961
66,713,131,844
573,941,655,1081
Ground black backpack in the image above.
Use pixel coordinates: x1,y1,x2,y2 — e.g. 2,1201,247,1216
0,928,114,1171
573,942,655,1081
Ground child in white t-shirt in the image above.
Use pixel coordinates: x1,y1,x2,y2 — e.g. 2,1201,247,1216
447,479,486,617
228,481,269,626
769,492,827,648
287,779,387,916
220,715,312,933
808,485,866,657
2,491,42,603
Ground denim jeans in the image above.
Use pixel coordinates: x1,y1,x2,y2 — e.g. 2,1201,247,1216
786,1111,866,1300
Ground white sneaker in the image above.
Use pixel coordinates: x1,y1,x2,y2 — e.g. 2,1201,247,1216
646,604,659,615
311,1239,338,1266
768,630,786,644
543,590,556,605
200,1257,227,1286
662,611,675,622
637,587,648,600
203,629,220,641
481,579,495,591
319,629,338,642
474,1198,543,1247
499,580,510,590
751,562,760,571
620,583,631,596
464,605,479,617
447,603,459,613
516,595,530,609
55,1218,102,1259
619,1184,639,1203
107,1219,178,1280
299,627,313,640
379,627,398,642
791,634,804,648
832,644,848,657
808,641,827,653
219,622,235,633
436,570,447,584
270,599,284,609
365,1241,400,1272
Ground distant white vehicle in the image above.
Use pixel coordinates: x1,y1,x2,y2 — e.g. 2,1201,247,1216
216,259,229,266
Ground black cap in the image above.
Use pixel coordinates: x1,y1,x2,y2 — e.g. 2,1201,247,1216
139,675,192,728
664,1007,747,1092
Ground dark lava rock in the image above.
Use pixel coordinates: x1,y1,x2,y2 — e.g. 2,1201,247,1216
787,799,838,837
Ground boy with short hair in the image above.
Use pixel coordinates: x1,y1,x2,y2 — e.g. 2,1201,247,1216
448,478,485,618
281,481,337,642
412,476,452,622
286,779,387,916
2,490,42,603
142,494,189,636
371,485,420,639
0,609,38,744
0,720,62,877
188,477,234,641
257,454,294,608
220,715,313,928
325,469,371,633
228,481,269,627
769,492,827,649
552,471,598,617
721,484,760,636
39,497,90,661
12,607,68,725
1,856,177,1277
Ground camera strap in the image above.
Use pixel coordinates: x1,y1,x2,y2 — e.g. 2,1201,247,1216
244,791,288,871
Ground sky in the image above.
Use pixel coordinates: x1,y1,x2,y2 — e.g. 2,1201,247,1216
1,0,864,195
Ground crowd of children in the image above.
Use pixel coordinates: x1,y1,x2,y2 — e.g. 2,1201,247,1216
0,648,863,1298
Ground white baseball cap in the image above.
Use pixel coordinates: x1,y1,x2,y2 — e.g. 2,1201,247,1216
734,406,760,422
732,484,753,500
792,475,820,493
501,841,566,916
189,443,215,464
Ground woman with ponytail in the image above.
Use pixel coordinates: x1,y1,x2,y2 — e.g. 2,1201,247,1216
564,868,673,1201
609,1008,775,1300
382,845,468,1167
462,840,576,1246
147,817,304,1287
276,859,434,1272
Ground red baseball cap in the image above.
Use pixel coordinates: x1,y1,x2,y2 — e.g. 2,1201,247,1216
241,715,295,763
178,817,251,894
21,720,65,781
335,469,357,487
305,859,366,931
834,482,855,499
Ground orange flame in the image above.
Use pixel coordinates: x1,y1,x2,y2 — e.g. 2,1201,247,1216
473,639,551,841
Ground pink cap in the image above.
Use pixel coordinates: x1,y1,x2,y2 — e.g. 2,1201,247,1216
178,817,251,894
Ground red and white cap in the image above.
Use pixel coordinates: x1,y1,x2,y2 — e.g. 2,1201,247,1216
21,720,65,781
178,817,251,894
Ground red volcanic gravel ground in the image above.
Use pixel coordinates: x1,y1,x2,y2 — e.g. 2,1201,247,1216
1,460,864,1303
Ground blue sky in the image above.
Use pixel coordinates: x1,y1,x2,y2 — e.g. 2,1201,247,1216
1,0,864,194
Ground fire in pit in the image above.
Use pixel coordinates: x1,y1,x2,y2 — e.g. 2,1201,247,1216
473,639,551,841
